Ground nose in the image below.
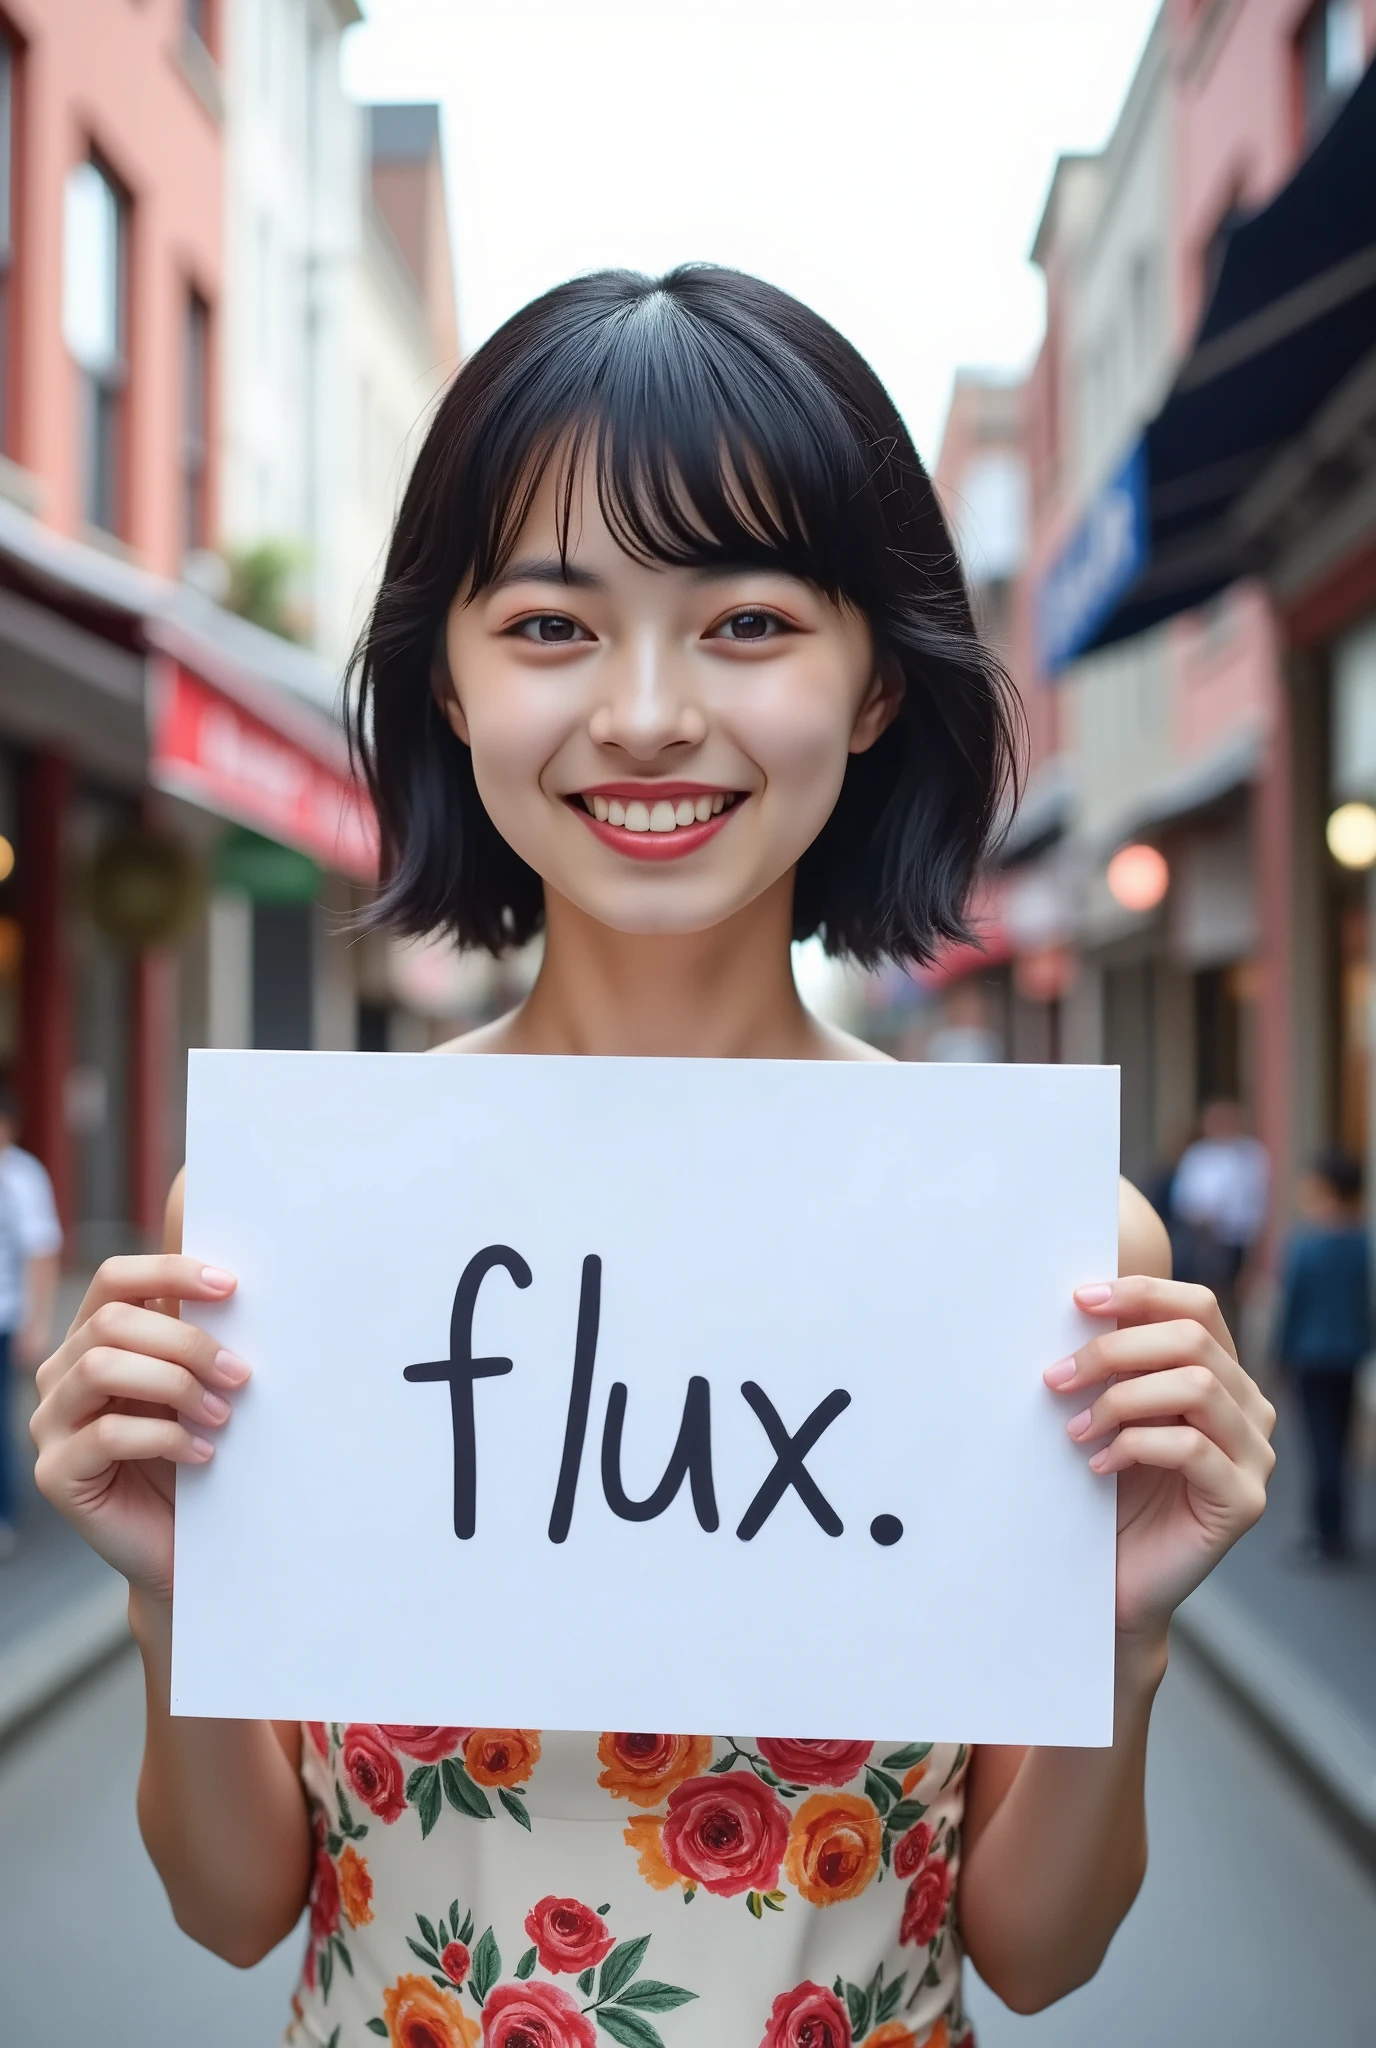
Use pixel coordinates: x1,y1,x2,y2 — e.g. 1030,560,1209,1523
587,627,707,760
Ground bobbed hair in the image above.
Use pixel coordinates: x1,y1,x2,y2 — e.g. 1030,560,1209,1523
348,264,1022,965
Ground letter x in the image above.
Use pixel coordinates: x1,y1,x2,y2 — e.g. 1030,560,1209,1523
735,1381,852,1540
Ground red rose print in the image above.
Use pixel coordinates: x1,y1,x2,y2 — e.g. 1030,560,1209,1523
755,1739,873,1788
661,1771,789,1897
759,1980,852,2047
306,1721,329,1759
309,1843,340,1943
379,1726,473,1763
899,1857,952,1948
341,1724,406,1824
482,1979,596,2048
523,1896,614,1975
892,1819,934,1878
440,1939,470,1986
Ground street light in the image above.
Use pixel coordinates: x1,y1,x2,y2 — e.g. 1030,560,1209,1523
1106,842,1169,911
1325,801,1376,869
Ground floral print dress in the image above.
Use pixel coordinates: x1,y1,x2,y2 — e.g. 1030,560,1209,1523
285,1724,975,2048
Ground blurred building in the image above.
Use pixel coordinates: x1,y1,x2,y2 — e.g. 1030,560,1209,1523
932,0,1376,1244
0,1,463,1267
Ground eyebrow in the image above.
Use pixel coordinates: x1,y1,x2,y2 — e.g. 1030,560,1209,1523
487,557,604,593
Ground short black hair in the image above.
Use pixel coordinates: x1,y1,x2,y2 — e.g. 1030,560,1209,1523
349,265,1022,965
1313,1147,1363,1204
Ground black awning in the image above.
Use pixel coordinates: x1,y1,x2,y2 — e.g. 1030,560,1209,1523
1041,54,1376,669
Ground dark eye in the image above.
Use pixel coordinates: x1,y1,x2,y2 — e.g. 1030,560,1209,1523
512,614,588,644
713,609,785,642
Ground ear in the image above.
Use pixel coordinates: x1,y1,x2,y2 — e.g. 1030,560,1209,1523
848,653,904,756
431,613,471,748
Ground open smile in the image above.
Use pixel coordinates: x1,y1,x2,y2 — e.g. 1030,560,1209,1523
567,783,747,862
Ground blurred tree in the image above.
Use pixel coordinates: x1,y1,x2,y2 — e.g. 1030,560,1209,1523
223,539,311,643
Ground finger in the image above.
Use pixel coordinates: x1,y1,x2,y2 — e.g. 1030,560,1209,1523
1086,1423,1269,1527
1066,1364,1260,1466
1048,1317,1241,1396
39,1300,249,1402
39,1347,238,1438
37,1413,215,1497
66,1255,236,1337
1072,1276,1236,1361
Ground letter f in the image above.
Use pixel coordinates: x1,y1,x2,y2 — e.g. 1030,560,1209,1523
404,1244,532,1539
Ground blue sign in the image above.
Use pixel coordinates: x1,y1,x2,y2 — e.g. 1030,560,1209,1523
1037,440,1148,675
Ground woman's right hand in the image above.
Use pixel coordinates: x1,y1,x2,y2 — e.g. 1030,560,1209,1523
29,1257,249,1603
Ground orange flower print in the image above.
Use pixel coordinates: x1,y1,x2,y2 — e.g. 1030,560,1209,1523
381,1972,480,2048
463,1729,540,1787
863,2025,920,2048
783,1791,882,1905
623,1812,689,1892
337,1844,373,1928
901,1764,928,1798
597,1732,712,1806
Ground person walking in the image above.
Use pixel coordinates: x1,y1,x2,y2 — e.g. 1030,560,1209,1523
0,1080,62,1557
1276,1149,1371,1562
1171,1099,1269,1335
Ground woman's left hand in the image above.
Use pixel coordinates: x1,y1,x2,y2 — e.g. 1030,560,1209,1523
1044,1277,1276,1642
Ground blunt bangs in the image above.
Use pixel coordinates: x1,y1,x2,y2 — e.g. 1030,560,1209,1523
350,265,1023,964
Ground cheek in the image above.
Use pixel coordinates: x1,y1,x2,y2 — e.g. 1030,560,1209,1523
735,662,862,811
461,675,567,822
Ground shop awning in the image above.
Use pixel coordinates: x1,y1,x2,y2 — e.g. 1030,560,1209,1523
1039,54,1376,673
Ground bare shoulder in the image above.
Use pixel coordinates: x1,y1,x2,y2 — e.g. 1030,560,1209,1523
429,1011,524,1055
1118,1175,1171,1280
806,1018,894,1063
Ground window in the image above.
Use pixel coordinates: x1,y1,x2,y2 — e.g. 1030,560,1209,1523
182,288,209,555
62,158,127,534
1297,0,1365,147
0,30,15,454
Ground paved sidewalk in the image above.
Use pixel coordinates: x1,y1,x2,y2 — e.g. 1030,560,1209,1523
1175,1390,1376,1833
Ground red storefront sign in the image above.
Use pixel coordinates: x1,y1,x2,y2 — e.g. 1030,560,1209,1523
150,661,378,882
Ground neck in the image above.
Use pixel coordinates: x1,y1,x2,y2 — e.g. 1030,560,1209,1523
503,874,821,1058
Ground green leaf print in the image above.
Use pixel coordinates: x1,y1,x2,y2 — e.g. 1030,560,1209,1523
366,2021,388,2037
337,1787,357,1832
885,1798,928,1837
470,1925,501,2001
407,1937,442,1970
320,1942,334,2001
746,1891,762,1919
515,1946,537,1979
864,1768,896,1815
325,2030,340,2048
417,1914,439,1953
334,1937,353,1976
440,1757,493,1820
843,1980,870,2035
598,1934,651,2001
881,1742,932,1770
614,1981,697,2011
325,1831,343,1857
875,1975,907,2023
458,1908,475,1945
579,1967,596,1995
498,1786,532,1830
595,2011,665,2048
408,1766,442,1839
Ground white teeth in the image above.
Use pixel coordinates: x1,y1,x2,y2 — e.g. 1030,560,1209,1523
607,798,626,826
596,792,735,832
592,795,609,822
712,794,725,814
694,795,713,822
624,800,651,831
675,799,697,827
649,800,677,833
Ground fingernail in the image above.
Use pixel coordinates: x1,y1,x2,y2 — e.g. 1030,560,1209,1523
213,1350,251,1385
1075,1283,1114,1306
1089,1449,1110,1471
201,1392,231,1424
1044,1358,1077,1387
1067,1408,1093,1438
200,1267,235,1292
190,1435,215,1460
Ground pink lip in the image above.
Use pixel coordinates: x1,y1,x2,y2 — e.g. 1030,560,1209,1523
569,795,745,862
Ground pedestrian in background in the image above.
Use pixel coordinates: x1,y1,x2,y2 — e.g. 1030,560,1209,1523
1171,1098,1269,1334
1276,1149,1371,1563
0,1080,62,1558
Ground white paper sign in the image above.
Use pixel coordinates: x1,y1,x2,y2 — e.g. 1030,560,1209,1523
174,1052,1120,1745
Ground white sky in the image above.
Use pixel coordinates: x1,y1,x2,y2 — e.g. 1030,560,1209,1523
343,0,1160,465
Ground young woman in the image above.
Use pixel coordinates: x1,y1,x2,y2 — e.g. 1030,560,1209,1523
32,268,1275,2048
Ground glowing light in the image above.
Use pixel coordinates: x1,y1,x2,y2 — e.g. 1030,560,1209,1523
0,836,13,883
1326,802,1376,870
1106,843,1169,912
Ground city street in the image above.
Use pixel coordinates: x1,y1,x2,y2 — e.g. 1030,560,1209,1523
1,1636,1373,2048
